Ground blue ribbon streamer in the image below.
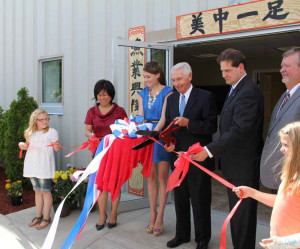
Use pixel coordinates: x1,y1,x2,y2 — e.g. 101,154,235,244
61,139,104,249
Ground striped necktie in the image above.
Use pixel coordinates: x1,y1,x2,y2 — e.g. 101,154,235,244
275,91,290,119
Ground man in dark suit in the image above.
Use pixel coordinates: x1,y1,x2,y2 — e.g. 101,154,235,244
165,62,217,249
192,48,264,249
261,47,300,192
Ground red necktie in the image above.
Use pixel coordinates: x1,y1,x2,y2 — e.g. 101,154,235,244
275,91,290,119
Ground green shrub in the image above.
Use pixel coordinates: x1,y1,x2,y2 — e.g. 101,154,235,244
3,88,38,184
0,106,8,161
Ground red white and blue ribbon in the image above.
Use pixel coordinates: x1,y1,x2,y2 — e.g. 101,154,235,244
60,138,106,249
111,115,152,139
42,135,114,249
42,116,152,249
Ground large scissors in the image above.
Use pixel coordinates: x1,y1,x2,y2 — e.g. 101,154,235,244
132,120,182,150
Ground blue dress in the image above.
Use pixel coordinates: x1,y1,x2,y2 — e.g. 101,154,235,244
138,86,173,163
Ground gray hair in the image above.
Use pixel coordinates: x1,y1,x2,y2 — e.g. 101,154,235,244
171,62,192,77
282,47,300,67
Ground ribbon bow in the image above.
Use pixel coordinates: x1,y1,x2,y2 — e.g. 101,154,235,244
166,143,203,192
110,115,153,139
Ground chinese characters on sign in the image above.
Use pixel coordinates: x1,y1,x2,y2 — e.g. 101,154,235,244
128,26,145,116
177,0,300,40
128,26,146,197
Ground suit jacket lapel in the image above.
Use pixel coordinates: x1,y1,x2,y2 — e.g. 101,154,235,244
183,87,196,117
174,92,180,116
220,76,247,121
267,92,285,134
268,87,300,135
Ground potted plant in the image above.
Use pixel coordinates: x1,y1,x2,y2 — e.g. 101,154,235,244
78,178,88,209
51,170,74,217
69,167,96,212
5,179,23,206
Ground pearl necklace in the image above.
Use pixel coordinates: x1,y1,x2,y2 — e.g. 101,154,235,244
148,89,159,109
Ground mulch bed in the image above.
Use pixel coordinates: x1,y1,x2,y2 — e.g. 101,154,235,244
0,167,35,215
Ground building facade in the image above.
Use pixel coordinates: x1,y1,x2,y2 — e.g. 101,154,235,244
1,0,300,209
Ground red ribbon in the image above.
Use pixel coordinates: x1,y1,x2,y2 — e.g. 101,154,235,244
19,149,23,158
47,144,76,149
19,136,101,159
88,135,101,155
166,143,204,191
65,135,100,158
149,138,243,249
168,144,242,249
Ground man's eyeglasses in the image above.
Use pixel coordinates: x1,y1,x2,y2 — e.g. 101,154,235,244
37,118,49,122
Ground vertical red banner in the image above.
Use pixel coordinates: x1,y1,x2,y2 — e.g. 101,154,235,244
128,26,146,197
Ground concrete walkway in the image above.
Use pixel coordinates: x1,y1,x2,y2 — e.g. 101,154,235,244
0,203,269,249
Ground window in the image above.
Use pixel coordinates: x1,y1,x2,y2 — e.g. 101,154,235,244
40,57,63,114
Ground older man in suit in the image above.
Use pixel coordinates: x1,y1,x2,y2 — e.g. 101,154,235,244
193,48,264,249
261,47,300,192
165,62,217,249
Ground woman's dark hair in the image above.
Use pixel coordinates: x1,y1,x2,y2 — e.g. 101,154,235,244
143,60,166,85
217,48,247,70
94,79,115,104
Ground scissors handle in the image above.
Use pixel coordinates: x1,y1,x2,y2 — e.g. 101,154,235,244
159,120,181,147
163,137,177,147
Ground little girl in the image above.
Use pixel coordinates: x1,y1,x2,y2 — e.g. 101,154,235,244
19,109,60,230
233,121,300,249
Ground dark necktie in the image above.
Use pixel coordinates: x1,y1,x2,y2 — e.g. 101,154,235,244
275,91,290,119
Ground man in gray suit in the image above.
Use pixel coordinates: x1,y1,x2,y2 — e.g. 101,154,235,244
260,47,300,192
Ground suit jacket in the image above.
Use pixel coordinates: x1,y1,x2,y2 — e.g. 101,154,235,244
260,86,300,189
207,75,264,181
165,86,217,172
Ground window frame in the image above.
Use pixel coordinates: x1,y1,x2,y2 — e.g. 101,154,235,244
39,56,64,115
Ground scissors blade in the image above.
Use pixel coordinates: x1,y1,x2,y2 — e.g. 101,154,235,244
135,130,159,137
132,138,154,150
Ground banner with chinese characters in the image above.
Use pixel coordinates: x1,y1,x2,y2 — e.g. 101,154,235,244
128,26,146,197
177,0,300,40
128,26,145,116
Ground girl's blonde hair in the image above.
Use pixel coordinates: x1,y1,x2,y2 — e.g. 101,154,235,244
279,121,300,194
24,109,49,140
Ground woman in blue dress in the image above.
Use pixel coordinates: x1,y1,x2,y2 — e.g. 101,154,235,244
138,61,173,236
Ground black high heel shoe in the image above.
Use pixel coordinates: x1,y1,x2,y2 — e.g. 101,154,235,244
107,216,117,229
107,222,117,229
95,222,105,231
95,214,107,231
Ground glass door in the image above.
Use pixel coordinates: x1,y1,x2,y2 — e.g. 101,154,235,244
112,38,173,212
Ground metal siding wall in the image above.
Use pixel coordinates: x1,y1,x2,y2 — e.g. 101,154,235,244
109,0,127,108
0,1,3,108
131,0,147,28
4,0,14,110
14,0,23,95
59,0,73,168
69,0,89,166
46,0,59,55
88,0,106,99
36,0,45,58
153,0,172,30
23,0,35,102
